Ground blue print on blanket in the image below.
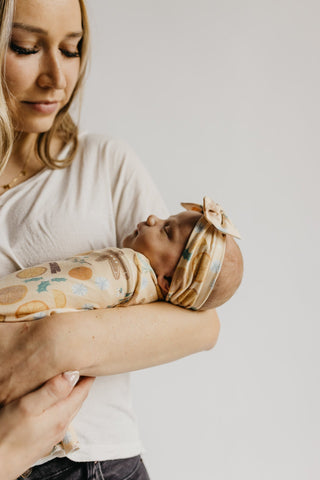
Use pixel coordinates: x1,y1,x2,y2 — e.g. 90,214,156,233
94,277,110,291
72,284,88,296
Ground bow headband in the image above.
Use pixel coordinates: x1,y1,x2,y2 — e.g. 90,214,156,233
166,196,241,310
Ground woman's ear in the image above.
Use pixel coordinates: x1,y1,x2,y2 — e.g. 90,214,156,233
157,275,172,294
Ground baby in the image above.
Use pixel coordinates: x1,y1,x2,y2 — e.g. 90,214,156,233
0,196,243,322
123,195,243,310
0,196,243,457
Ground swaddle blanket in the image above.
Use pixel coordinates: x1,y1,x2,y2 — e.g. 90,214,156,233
0,247,160,458
0,247,160,322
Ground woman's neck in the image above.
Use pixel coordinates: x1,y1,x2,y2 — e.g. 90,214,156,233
0,132,66,194
10,132,38,167
0,133,41,194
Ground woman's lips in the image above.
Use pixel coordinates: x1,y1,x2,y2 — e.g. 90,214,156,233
23,101,59,114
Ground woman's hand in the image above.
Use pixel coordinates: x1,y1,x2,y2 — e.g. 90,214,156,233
0,372,94,480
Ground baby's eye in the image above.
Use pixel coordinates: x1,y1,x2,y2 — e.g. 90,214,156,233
163,225,171,237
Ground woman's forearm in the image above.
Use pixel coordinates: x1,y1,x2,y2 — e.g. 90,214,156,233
0,302,220,403
52,302,220,376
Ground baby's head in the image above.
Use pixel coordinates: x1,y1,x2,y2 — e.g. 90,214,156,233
200,234,243,309
123,209,201,294
123,196,243,310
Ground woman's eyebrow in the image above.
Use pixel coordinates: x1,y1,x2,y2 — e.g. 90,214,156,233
12,22,83,38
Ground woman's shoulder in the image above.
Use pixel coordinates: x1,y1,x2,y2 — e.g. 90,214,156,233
76,132,146,175
77,132,137,158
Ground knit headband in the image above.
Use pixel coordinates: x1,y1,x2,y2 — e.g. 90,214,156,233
166,196,241,310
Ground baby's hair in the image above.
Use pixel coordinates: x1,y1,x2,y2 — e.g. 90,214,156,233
201,235,243,310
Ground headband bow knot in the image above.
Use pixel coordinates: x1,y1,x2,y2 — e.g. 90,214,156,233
166,196,241,310
181,196,241,239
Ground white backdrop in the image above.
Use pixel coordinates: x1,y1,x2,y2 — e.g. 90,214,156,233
80,1,320,479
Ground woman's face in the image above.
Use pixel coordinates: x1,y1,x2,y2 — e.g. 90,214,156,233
4,0,83,133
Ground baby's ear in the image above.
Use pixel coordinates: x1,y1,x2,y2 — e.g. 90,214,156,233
157,275,172,294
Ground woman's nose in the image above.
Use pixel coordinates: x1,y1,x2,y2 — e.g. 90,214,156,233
37,53,67,90
146,214,159,226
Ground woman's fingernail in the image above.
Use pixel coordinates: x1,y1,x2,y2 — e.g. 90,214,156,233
63,371,80,387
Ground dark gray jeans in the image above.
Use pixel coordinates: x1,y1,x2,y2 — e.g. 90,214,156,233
18,456,150,480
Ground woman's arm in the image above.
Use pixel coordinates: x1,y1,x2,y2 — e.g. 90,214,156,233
0,302,220,403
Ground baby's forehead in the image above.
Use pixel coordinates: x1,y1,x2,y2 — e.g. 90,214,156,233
168,210,202,235
169,210,201,223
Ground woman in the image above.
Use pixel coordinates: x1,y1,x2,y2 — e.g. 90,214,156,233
0,0,220,478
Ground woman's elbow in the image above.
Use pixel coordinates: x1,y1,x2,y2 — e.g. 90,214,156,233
201,309,221,351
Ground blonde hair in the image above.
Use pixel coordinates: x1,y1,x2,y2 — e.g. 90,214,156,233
0,0,90,175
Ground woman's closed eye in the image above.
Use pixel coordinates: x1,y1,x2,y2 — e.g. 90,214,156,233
10,42,80,58
10,42,39,55
60,48,80,58
60,38,82,58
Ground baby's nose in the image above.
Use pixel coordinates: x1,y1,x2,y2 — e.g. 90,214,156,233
146,214,159,226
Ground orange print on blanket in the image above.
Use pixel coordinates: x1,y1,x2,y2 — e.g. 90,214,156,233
53,289,67,308
16,266,47,279
15,300,49,318
0,285,28,305
68,266,93,280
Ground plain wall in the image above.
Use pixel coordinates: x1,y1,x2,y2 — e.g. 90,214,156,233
80,1,320,479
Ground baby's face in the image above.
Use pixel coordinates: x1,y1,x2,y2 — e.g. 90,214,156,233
123,211,201,278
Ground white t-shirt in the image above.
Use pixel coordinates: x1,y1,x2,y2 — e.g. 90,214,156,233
0,132,168,462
